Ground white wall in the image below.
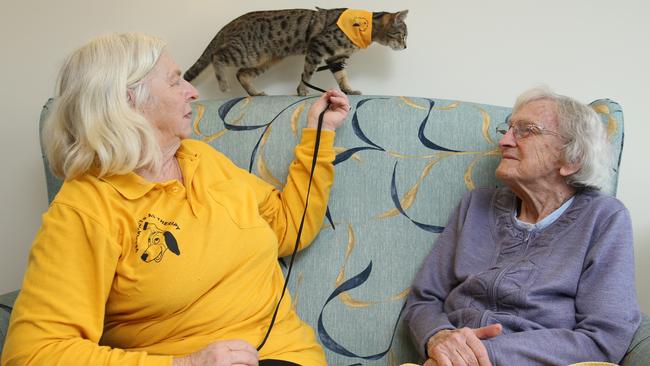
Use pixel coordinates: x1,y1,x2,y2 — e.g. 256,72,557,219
1,0,648,312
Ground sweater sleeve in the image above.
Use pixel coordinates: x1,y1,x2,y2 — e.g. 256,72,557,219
235,128,336,257
1,203,172,366
483,207,641,365
403,193,472,359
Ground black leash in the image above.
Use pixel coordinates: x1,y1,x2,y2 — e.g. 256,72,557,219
257,84,330,351
299,61,346,94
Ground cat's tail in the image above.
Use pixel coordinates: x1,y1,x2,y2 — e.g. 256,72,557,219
184,38,231,92
183,50,212,82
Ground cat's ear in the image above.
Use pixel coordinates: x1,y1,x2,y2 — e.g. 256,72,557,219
395,10,408,23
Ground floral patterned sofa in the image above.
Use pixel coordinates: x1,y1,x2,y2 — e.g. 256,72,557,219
1,95,648,365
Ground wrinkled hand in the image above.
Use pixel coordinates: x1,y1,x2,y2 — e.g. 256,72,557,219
425,324,502,366
306,89,350,131
172,339,258,366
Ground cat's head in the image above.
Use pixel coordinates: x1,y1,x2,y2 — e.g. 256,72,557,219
373,10,408,50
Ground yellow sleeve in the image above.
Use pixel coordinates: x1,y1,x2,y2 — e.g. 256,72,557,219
246,128,336,257
1,203,172,366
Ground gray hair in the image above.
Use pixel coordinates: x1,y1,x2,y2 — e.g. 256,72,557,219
43,33,167,179
513,86,613,192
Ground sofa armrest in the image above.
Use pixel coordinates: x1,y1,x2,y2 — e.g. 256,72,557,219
622,313,650,366
0,290,19,358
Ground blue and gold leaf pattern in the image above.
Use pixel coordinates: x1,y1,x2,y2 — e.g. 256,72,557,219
192,103,205,136
390,162,445,233
434,101,460,111
377,155,449,219
290,103,305,136
333,98,389,165
335,225,378,308
291,272,304,311
592,102,618,138
202,114,245,143
399,96,428,110
351,98,388,148
318,262,406,361
334,147,362,162
474,106,495,145
335,224,409,307
417,99,460,152
218,96,247,123
464,148,501,190
257,124,282,188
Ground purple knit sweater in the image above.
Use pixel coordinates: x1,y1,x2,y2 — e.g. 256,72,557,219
404,187,640,365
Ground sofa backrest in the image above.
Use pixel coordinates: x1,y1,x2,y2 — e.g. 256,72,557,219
37,95,624,365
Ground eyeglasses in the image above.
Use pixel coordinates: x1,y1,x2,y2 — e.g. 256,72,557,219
495,120,568,141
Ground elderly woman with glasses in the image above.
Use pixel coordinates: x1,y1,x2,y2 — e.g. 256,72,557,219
404,86,640,366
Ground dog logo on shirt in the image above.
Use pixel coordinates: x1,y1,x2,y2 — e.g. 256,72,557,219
135,214,181,263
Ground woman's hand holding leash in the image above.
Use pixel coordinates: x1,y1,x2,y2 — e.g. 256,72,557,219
307,89,350,131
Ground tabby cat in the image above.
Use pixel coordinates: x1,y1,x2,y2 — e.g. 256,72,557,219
183,8,408,96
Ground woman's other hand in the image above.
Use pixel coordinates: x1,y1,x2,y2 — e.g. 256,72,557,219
306,89,350,131
172,339,258,366
425,324,501,366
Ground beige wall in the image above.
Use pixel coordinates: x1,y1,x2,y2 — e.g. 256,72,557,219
1,0,648,313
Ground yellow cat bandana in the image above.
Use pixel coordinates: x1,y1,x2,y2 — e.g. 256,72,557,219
336,9,373,48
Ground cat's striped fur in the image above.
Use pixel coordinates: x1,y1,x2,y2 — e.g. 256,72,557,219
184,8,408,96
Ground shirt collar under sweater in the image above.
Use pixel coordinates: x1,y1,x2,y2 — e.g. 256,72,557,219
513,196,575,232
492,187,597,240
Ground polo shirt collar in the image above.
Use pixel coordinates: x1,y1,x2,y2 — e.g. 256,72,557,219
99,140,201,200
100,172,155,200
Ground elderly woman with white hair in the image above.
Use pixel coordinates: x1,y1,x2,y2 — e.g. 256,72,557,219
404,87,640,366
1,33,349,366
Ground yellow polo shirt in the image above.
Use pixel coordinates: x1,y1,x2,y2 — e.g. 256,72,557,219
2,129,335,366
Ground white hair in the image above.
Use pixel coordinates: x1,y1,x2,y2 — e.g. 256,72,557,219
513,86,613,192
43,33,167,179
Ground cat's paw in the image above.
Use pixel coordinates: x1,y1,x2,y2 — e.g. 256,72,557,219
297,85,309,96
218,82,231,93
250,91,267,96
